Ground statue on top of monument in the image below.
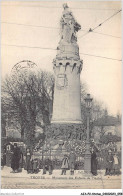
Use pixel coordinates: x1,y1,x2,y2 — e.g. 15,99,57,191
60,3,81,43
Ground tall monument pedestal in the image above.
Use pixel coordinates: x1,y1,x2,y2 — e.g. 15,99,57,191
51,57,83,124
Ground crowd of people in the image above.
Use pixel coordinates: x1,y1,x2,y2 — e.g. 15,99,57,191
91,148,121,176
1,143,121,176
104,150,121,176
8,144,77,175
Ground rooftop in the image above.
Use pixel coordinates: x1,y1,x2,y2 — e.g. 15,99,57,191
93,115,121,127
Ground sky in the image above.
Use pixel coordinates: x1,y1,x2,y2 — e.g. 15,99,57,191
1,1,122,116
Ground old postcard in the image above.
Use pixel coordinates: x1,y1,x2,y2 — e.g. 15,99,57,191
1,0,122,194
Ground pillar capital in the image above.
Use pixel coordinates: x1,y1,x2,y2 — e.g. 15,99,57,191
53,58,83,75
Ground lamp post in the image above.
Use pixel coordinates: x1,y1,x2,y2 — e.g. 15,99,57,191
84,94,93,173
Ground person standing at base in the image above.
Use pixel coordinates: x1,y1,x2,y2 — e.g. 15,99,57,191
32,158,40,174
113,153,121,175
69,151,76,175
48,158,53,175
91,148,98,176
70,162,74,175
11,143,21,173
43,158,53,175
26,148,33,174
42,158,47,174
105,150,114,176
1,149,6,169
61,155,69,175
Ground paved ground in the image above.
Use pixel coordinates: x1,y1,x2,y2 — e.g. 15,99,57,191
1,166,122,189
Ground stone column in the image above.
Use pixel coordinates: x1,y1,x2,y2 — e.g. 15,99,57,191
51,58,83,124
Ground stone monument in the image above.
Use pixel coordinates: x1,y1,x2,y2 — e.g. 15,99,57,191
46,4,85,148
52,4,83,124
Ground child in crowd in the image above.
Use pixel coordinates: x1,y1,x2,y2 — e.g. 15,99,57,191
113,153,121,175
32,158,40,174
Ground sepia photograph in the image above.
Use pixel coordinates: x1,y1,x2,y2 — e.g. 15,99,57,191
1,0,122,192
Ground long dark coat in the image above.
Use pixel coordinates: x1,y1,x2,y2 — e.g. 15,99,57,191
91,151,98,175
106,154,114,170
69,152,76,169
26,152,32,172
11,147,21,170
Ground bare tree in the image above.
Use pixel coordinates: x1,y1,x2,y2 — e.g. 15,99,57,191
2,69,54,147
